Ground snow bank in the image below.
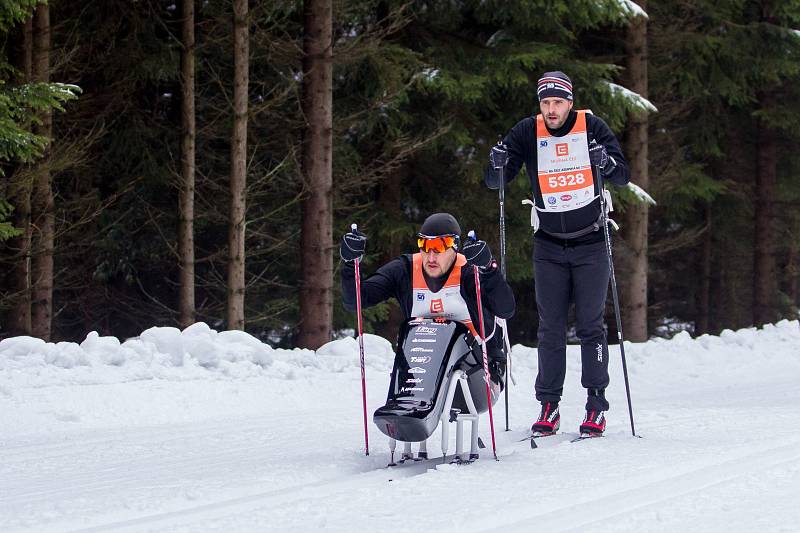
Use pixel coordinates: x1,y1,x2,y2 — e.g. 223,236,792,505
1,320,798,391
506,320,800,389
0,323,397,389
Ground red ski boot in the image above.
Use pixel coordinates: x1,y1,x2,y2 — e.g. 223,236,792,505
531,402,560,436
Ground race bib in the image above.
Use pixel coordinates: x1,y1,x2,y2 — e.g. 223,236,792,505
536,111,595,212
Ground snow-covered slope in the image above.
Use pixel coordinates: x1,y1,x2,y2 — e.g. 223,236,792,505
2,320,799,532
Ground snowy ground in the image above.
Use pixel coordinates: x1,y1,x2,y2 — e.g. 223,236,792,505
1,320,799,533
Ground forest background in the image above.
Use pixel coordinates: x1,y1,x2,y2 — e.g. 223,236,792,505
1,0,799,349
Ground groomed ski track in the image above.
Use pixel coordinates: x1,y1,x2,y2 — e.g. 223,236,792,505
2,322,800,532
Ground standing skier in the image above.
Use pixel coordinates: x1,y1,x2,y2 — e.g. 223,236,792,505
485,71,630,436
340,213,515,390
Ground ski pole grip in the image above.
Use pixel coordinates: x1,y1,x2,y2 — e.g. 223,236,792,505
467,230,477,241
351,223,358,232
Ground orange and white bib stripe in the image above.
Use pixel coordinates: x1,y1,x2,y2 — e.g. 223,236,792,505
410,253,479,339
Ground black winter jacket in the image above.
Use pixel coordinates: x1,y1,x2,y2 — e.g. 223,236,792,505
485,110,630,246
341,254,515,354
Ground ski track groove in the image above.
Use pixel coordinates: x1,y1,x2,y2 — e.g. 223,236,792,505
486,439,800,533
0,408,331,461
59,435,800,533
2,436,366,506
63,458,429,533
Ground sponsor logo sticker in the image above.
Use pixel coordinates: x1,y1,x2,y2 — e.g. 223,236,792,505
555,143,568,156
430,299,444,314
409,366,426,373
410,356,432,364
410,347,433,353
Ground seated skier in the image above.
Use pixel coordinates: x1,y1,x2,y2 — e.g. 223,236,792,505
340,212,515,390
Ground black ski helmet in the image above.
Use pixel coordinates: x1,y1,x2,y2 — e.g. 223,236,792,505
418,212,461,250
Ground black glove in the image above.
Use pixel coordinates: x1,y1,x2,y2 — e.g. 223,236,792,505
462,238,493,271
340,228,366,262
489,359,506,390
489,141,509,169
588,141,609,170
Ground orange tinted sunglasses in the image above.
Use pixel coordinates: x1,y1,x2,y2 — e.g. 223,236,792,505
417,235,456,253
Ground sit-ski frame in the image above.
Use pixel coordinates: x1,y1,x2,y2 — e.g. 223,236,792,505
387,368,482,465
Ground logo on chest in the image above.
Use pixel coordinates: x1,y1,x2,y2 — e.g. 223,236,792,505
430,298,444,313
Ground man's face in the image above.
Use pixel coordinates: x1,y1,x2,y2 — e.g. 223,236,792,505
422,247,456,278
539,97,573,129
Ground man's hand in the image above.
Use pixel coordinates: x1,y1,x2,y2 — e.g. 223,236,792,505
463,238,494,271
489,141,509,170
588,141,609,170
489,358,506,390
340,228,366,262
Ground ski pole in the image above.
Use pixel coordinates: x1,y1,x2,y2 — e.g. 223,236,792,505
351,223,370,455
468,230,499,460
495,136,511,432
595,168,638,438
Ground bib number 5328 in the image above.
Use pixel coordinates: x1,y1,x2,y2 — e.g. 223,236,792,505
548,172,586,189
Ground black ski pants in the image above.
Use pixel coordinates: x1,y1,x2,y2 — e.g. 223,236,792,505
533,238,610,412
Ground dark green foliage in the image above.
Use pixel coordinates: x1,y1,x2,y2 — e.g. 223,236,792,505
0,198,21,240
0,0,39,32
2,0,799,342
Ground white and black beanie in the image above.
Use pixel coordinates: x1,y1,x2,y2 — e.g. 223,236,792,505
537,71,573,101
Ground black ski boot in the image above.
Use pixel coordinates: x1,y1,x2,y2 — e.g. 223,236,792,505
579,410,606,435
531,401,560,436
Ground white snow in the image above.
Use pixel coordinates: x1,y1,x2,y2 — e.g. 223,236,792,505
606,82,658,113
626,182,657,205
2,320,800,532
613,0,648,20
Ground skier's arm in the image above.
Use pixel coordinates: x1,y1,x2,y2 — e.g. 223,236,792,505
341,258,407,312
475,266,516,319
589,115,630,187
461,238,515,320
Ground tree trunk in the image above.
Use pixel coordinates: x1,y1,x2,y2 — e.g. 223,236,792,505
30,4,53,341
6,17,34,336
621,2,649,342
178,0,196,329
297,0,333,349
226,0,248,331
787,235,798,313
753,123,777,326
373,166,405,342
696,204,712,335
